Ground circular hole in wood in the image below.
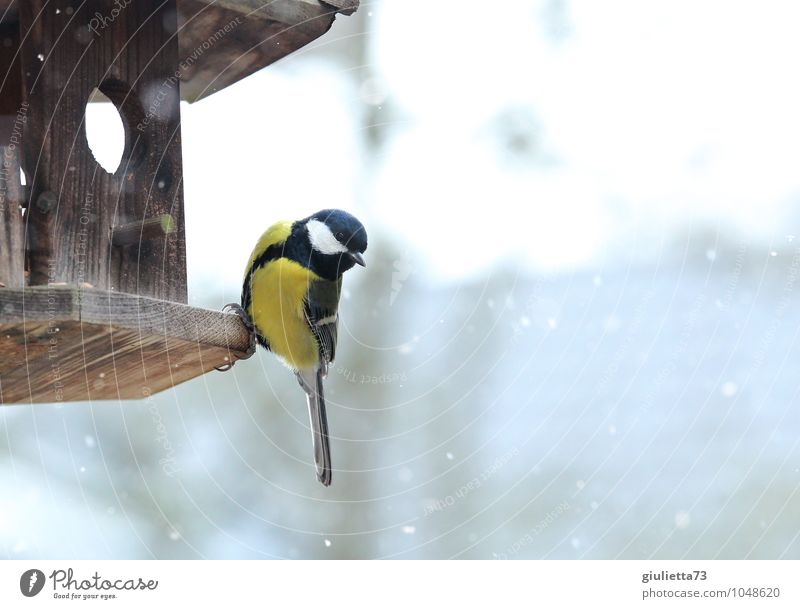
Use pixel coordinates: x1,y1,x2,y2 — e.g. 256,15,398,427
85,88,125,174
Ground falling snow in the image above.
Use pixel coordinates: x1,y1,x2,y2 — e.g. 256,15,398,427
398,343,414,355
603,315,621,333
397,467,413,483
721,382,738,397
675,511,691,529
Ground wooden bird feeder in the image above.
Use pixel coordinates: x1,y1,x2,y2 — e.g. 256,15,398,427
0,0,358,403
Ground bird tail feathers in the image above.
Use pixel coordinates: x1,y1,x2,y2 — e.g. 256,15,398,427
297,368,332,486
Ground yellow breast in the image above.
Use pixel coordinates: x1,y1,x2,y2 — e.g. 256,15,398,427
248,257,320,370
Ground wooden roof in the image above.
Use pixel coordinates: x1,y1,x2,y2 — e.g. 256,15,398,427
0,0,359,102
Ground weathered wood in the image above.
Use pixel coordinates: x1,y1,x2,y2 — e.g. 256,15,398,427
111,214,175,248
205,0,357,16
0,145,25,288
0,1,358,103
0,21,26,289
0,287,252,403
177,0,358,100
319,0,359,15
0,21,23,124
18,0,187,301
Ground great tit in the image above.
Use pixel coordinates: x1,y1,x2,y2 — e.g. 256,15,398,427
233,209,367,486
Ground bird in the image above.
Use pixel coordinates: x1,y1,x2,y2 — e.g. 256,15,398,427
229,209,367,486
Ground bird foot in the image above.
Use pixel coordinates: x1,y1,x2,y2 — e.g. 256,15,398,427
215,302,257,371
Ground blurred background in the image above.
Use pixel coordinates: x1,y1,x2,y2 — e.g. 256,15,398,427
3,0,800,559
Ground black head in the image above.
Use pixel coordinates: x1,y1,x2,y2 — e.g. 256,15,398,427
301,209,368,279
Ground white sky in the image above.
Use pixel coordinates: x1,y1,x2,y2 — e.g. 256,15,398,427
84,0,800,287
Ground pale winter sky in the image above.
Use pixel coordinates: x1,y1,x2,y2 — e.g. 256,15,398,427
84,0,800,286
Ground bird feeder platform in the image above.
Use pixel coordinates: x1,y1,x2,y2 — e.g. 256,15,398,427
0,286,251,403
0,0,358,404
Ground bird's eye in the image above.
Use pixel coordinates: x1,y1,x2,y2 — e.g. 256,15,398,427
336,232,345,241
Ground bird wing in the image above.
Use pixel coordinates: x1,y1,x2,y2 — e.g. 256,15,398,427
303,277,342,373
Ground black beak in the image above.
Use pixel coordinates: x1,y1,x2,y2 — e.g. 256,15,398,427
348,251,366,267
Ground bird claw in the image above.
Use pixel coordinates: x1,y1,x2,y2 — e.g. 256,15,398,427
215,302,257,372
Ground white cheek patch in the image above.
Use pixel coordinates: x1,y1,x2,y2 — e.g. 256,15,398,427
307,219,348,255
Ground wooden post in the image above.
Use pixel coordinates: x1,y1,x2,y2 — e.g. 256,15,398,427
18,0,187,301
0,22,26,289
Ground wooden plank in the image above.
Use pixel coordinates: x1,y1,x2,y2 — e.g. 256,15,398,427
0,21,25,289
18,0,187,301
0,143,26,288
175,0,341,101
319,0,359,15
0,0,357,19
111,214,175,247
0,287,252,403
0,1,357,103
